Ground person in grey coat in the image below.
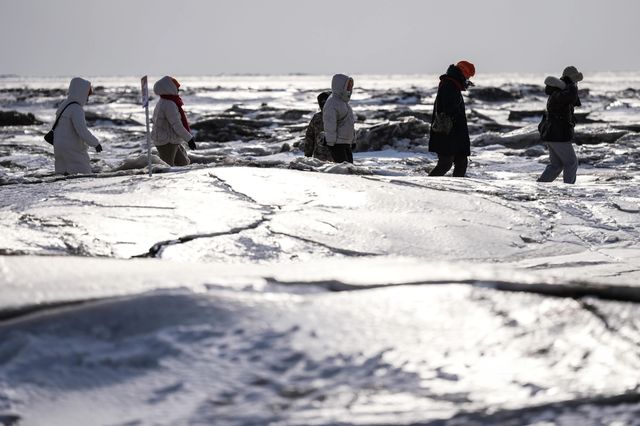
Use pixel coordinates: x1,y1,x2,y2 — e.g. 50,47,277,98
537,66,583,184
323,74,356,163
53,77,102,174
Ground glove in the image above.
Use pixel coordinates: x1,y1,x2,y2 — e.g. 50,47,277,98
187,138,197,150
95,144,103,153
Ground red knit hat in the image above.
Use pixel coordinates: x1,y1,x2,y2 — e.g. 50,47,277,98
456,61,476,79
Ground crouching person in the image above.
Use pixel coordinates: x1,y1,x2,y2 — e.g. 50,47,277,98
151,76,196,166
304,91,333,161
323,74,355,163
53,77,102,175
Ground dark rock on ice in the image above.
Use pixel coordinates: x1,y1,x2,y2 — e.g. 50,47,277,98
475,126,628,149
373,109,432,123
260,103,277,111
510,84,546,97
508,110,602,124
187,152,225,165
279,143,291,153
466,110,519,133
91,86,144,105
467,109,496,123
473,128,541,149
612,124,640,133
355,118,429,151
223,105,255,117
574,129,627,145
371,90,423,105
84,111,142,126
0,87,66,103
279,110,311,121
523,145,547,157
468,87,516,102
191,117,271,142
508,110,544,121
0,110,41,126
573,113,602,124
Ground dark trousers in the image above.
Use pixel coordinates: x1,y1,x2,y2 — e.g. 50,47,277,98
429,154,468,177
329,144,353,164
156,143,190,167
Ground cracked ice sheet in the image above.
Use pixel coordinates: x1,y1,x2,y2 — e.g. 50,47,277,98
200,167,543,262
508,248,640,285
1,282,640,425
0,255,548,313
1,166,638,283
0,171,264,258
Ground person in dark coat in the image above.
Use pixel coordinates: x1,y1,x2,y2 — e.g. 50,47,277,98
428,61,475,177
303,91,333,161
537,66,583,184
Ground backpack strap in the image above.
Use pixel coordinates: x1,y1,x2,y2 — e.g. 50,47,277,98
51,101,80,131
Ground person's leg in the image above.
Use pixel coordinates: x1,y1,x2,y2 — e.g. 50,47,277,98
537,143,563,182
554,143,578,184
452,155,468,177
156,144,177,166
54,147,66,174
174,144,191,166
329,145,348,163
429,155,454,176
346,145,354,164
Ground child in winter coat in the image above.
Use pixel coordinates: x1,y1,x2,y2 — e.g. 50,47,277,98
52,77,102,175
304,91,333,161
323,74,356,163
537,66,583,184
151,76,196,166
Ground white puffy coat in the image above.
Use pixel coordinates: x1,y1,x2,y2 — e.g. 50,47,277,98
322,74,356,146
53,77,100,174
151,76,193,146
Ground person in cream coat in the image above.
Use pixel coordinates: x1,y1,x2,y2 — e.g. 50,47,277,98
53,77,102,174
151,76,196,166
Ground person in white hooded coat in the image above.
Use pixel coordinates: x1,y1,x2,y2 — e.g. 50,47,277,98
323,74,356,163
53,77,102,174
151,76,196,166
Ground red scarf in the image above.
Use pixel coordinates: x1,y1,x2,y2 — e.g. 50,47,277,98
440,75,464,92
161,95,191,132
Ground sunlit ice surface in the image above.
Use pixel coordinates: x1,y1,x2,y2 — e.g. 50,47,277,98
1,73,640,425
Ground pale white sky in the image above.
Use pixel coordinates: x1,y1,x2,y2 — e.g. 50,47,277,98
1,0,639,76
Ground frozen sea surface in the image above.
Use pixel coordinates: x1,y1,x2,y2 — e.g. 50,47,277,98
1,74,640,425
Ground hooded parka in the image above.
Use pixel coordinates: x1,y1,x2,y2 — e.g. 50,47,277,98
428,65,471,157
322,74,356,146
151,76,193,146
540,77,581,142
53,77,100,174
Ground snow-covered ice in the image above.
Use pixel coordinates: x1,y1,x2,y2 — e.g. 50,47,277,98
1,74,640,425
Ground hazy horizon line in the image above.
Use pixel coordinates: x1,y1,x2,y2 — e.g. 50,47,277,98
2,69,640,80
